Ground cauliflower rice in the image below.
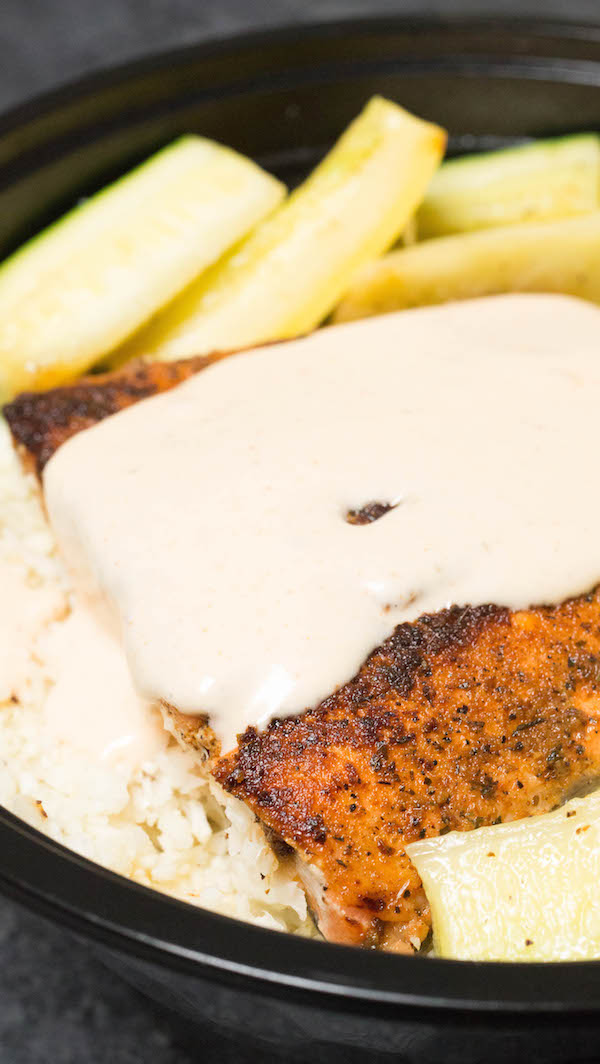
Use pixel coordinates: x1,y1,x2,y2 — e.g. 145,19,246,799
0,420,316,937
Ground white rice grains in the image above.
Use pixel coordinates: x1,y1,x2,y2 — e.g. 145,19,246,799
0,420,315,937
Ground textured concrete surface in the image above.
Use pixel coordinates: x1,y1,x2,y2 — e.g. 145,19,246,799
1,1,600,1061
0,901,194,1064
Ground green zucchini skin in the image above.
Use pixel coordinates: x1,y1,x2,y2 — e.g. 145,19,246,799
0,135,284,401
416,133,600,239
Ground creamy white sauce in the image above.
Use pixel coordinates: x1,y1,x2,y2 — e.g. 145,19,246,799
43,294,600,752
37,595,166,770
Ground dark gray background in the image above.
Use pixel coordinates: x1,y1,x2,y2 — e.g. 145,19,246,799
0,1,598,1061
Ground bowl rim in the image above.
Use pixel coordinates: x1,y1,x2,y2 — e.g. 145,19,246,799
3,12,600,1017
2,11,600,144
4,803,600,1017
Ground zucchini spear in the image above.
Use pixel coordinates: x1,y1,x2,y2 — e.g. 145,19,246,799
333,212,600,322
111,96,446,365
416,133,600,239
0,136,284,401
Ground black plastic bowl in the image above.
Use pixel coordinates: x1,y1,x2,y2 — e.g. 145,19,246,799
3,16,600,1064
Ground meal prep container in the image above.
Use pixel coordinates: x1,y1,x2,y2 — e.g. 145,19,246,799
2,17,600,1062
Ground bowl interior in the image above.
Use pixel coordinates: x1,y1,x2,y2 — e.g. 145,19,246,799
2,14,600,1017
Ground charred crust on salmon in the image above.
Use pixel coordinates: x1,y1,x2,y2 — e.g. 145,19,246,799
345,500,398,525
215,591,600,950
3,355,217,476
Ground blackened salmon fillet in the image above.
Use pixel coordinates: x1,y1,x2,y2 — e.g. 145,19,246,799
5,361,600,952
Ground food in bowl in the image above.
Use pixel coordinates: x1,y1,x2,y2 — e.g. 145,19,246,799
3,95,600,963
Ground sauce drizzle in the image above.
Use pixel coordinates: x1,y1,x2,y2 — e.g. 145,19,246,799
43,294,600,752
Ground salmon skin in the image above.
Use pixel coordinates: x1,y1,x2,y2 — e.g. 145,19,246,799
5,361,600,951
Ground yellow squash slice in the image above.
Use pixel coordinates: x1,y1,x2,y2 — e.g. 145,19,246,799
333,211,600,322
110,96,446,365
407,791,600,961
